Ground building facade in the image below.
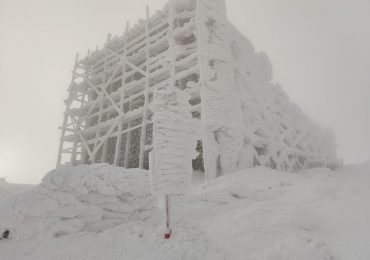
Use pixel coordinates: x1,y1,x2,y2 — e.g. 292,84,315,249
57,0,338,178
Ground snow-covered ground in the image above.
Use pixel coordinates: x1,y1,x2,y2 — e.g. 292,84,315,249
0,178,34,196
0,163,369,260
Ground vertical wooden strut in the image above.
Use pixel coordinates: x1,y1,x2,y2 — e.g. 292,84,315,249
114,22,130,167
168,0,177,88
92,34,111,163
139,6,151,169
101,34,113,163
80,49,91,165
124,29,132,168
56,53,79,167
72,51,91,166
124,113,132,168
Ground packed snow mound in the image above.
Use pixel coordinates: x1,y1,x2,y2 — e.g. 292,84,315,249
0,178,34,235
0,178,33,196
1,164,370,259
0,164,152,240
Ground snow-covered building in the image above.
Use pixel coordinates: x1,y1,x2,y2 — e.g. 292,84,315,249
57,0,338,178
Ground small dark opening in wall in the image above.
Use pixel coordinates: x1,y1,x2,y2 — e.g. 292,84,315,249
176,34,196,45
192,111,201,119
253,157,259,167
270,158,277,169
189,98,201,106
298,155,306,165
206,17,216,32
255,146,267,156
192,140,204,172
143,150,151,170
216,155,222,177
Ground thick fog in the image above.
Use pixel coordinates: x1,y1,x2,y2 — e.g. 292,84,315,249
0,0,369,183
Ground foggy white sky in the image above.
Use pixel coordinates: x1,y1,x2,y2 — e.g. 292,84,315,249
0,0,369,184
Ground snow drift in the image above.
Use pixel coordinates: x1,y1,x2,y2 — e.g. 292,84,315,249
0,178,33,197
1,163,370,259
0,164,153,240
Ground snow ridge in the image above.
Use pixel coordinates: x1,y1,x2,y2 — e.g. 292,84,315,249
0,164,152,240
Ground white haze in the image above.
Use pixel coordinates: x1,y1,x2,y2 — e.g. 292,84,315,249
0,0,369,183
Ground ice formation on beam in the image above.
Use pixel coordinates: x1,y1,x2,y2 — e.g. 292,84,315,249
57,0,338,178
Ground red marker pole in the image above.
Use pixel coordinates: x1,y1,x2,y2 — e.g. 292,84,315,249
164,194,172,239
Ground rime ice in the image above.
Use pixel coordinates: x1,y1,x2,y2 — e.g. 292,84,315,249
57,0,339,180
150,86,200,196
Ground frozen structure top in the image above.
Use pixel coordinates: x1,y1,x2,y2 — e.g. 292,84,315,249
57,0,338,180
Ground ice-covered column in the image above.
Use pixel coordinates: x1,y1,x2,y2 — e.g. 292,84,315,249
196,0,244,179
149,86,201,197
149,86,200,238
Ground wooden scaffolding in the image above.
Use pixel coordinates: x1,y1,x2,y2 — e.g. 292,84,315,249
57,0,202,169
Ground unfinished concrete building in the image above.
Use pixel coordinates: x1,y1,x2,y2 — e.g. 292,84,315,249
57,0,338,178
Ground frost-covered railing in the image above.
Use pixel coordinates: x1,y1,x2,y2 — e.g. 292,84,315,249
57,0,339,178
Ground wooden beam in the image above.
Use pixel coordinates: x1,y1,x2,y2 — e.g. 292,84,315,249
139,6,151,169
71,116,93,158
56,53,79,167
114,21,130,166
92,35,110,164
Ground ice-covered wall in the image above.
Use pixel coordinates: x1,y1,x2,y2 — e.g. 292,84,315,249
196,0,338,178
196,0,244,180
231,25,338,171
150,86,200,196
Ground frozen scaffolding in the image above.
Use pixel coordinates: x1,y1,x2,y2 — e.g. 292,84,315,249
57,0,339,177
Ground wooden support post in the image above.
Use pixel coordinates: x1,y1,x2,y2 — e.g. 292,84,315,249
80,51,91,164
124,115,132,168
168,0,177,88
71,54,91,166
139,6,151,169
71,131,78,166
92,35,110,163
56,53,79,167
70,115,94,159
114,22,130,166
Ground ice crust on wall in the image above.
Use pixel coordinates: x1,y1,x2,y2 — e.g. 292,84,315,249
196,0,337,177
0,165,152,240
196,0,243,179
150,86,201,196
